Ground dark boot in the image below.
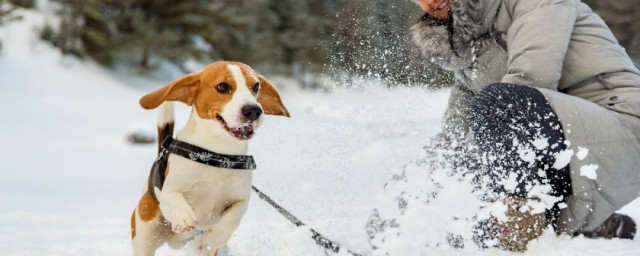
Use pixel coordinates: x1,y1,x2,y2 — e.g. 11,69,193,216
579,213,636,239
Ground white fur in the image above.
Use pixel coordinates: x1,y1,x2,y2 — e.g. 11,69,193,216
157,102,174,127
133,65,260,256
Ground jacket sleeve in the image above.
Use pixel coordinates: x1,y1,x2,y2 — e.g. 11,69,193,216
501,0,578,90
442,80,474,141
427,83,475,161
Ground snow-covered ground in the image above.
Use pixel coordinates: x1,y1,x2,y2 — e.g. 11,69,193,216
2,8,640,256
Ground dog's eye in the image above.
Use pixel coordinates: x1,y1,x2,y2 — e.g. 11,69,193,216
252,82,260,93
216,83,231,93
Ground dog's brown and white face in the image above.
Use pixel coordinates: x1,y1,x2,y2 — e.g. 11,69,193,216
140,61,289,140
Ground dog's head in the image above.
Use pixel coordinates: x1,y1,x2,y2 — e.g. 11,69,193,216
139,61,289,140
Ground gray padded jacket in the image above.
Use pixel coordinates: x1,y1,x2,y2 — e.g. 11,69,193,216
412,0,640,233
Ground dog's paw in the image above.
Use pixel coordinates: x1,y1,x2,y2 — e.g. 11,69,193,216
153,187,199,233
166,208,198,233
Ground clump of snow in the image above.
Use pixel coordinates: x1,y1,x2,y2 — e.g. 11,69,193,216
518,147,536,163
527,184,562,214
501,173,519,193
553,149,574,169
580,164,599,180
576,147,589,160
370,161,490,254
532,137,549,150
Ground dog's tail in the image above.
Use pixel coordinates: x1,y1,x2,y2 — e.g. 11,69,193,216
156,102,174,155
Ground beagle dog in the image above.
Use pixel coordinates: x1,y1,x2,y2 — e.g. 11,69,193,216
131,61,289,256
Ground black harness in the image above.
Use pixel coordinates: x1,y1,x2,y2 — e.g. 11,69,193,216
145,137,363,255
148,136,256,196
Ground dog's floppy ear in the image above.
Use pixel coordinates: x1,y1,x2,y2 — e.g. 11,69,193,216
257,76,290,117
140,73,201,109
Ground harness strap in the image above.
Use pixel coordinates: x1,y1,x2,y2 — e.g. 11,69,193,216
148,136,256,193
148,144,170,195
163,136,257,170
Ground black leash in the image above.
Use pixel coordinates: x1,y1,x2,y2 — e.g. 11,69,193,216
150,137,365,255
251,186,367,256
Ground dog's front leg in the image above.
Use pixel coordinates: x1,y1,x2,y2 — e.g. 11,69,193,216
154,187,198,233
199,200,249,256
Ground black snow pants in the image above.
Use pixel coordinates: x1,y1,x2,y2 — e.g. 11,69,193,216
469,83,572,229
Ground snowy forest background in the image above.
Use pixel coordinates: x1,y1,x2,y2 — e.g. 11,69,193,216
1,0,452,87
1,0,636,87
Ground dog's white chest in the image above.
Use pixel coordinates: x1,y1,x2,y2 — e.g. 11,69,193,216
165,155,253,226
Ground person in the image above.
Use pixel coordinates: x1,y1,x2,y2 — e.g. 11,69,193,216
411,0,640,251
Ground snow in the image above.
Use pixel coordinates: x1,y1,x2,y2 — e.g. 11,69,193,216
553,149,574,170
518,147,536,163
532,137,549,151
580,165,599,180
576,147,589,160
2,7,640,256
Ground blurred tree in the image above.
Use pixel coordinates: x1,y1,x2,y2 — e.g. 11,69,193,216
41,0,117,62
0,0,19,25
585,0,640,63
43,0,238,70
114,0,213,70
331,0,362,78
201,0,261,63
8,0,33,8
251,0,337,77
329,0,451,87
1,0,34,52
37,0,451,87
26,0,640,87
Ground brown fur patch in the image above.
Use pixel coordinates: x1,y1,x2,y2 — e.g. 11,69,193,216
137,190,160,222
257,76,290,117
193,62,240,120
139,73,200,109
157,122,174,154
130,210,136,239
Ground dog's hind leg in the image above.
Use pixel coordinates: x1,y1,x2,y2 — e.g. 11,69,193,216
132,190,167,256
132,208,166,256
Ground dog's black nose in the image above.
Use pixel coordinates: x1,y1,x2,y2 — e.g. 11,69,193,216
241,105,262,121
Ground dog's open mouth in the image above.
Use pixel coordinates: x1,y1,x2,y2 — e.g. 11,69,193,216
216,115,255,140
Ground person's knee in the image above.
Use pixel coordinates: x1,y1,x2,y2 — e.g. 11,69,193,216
470,83,545,119
471,83,531,108
469,83,547,144
470,84,520,130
